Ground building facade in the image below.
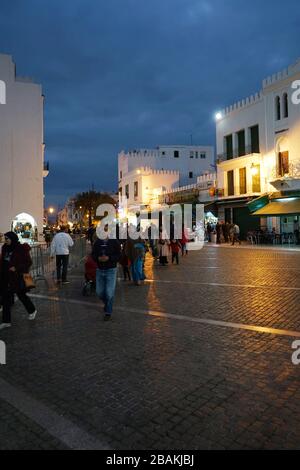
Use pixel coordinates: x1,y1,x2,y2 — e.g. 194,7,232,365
118,145,214,209
216,59,300,238
0,54,47,240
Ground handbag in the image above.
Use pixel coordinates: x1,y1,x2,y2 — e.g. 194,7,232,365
22,273,36,290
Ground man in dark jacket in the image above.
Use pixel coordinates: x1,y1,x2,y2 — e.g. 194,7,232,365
92,227,121,320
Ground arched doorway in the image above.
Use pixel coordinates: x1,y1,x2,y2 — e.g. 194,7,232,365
11,213,38,243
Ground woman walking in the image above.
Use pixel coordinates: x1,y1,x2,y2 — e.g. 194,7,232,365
0,232,37,330
125,236,146,285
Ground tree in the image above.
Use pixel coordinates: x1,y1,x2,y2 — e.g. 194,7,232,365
74,191,116,227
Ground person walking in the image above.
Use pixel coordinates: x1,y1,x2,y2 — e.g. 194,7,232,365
125,235,146,285
50,226,74,284
120,241,131,281
0,232,37,330
223,222,230,243
170,239,181,265
92,226,121,320
232,223,242,246
206,222,213,243
216,222,222,245
180,229,188,256
158,230,170,265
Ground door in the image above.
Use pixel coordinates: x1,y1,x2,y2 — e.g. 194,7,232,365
278,151,289,176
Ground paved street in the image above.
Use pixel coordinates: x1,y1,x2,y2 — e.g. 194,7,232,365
1,244,300,450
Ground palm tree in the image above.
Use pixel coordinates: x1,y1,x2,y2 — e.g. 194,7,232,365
74,190,116,227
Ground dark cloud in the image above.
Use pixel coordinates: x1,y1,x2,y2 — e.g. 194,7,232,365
1,0,300,206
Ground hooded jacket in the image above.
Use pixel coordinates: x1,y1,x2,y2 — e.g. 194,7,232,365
0,242,32,293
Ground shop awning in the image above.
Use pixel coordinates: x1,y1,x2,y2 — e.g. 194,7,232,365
251,198,300,216
247,194,269,213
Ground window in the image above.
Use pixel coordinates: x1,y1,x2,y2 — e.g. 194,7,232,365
125,184,129,199
250,125,260,153
162,151,166,156
225,135,233,160
278,151,289,176
134,181,138,198
190,151,194,158
237,130,245,157
200,153,206,159
195,151,199,159
174,150,179,158
275,96,281,121
189,172,193,179
283,93,289,118
252,165,261,192
227,170,234,196
239,168,247,194
119,187,122,197
120,171,122,179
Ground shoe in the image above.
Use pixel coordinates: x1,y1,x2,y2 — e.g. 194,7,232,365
28,310,37,321
0,323,11,330
104,314,111,321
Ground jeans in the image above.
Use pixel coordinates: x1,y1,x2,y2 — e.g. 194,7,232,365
2,289,36,323
56,255,69,281
96,268,117,314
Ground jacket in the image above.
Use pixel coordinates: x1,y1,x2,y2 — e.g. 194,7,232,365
0,243,32,293
50,232,74,256
92,238,121,270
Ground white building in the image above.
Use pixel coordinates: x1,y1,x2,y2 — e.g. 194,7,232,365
118,145,214,208
216,59,300,238
0,54,47,240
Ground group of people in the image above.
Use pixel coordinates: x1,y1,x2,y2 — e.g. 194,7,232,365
206,221,241,246
0,225,76,330
0,223,191,327
90,225,190,321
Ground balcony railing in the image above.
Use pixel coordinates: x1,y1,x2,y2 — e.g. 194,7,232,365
270,162,300,180
217,146,260,163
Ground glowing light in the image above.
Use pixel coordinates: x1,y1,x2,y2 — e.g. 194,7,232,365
251,164,259,176
48,207,55,214
215,112,223,121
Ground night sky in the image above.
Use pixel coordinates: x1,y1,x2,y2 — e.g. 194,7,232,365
1,0,300,208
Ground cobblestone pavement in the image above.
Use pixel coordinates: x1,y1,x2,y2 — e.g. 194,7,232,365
1,244,300,450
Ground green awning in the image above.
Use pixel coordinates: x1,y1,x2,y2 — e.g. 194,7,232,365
247,194,269,213
251,198,300,216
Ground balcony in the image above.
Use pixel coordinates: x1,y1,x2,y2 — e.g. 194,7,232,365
217,146,260,163
269,163,300,191
43,161,49,177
